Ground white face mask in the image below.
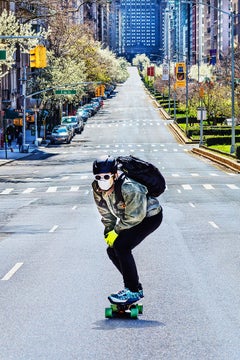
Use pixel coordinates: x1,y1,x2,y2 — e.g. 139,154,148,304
98,177,114,191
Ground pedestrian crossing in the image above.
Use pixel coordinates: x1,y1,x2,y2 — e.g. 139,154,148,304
0,171,239,195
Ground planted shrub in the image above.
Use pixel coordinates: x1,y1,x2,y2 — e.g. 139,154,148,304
236,144,240,160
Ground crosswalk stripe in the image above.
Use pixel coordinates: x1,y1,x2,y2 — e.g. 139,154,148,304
182,184,192,190
0,188,14,194
23,188,35,194
46,186,57,193
0,182,239,195
70,186,79,192
203,184,214,190
226,184,239,189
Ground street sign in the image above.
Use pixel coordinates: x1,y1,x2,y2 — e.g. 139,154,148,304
162,63,169,81
175,62,186,88
55,89,76,95
0,49,7,60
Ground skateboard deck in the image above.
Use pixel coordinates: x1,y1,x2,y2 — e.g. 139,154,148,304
105,302,143,319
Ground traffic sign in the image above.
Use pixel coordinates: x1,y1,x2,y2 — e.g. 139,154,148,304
0,49,6,60
55,89,76,95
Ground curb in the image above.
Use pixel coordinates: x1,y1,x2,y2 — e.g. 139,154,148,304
168,122,240,173
145,85,240,173
191,147,240,173
168,122,194,144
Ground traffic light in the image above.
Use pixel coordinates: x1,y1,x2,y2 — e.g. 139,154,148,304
100,85,105,96
175,62,186,88
29,45,47,68
95,86,101,97
29,47,37,68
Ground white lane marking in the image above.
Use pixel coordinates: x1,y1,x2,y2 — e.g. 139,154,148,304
210,173,219,177
1,188,14,195
209,221,219,229
191,173,199,177
61,176,70,181
49,225,59,233
226,184,239,189
177,189,182,193
80,175,88,180
189,202,196,208
182,184,192,190
70,186,79,192
23,188,35,194
1,262,24,281
72,205,77,210
172,173,180,177
46,187,57,193
203,184,214,190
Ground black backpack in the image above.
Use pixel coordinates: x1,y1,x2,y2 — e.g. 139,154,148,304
115,155,166,203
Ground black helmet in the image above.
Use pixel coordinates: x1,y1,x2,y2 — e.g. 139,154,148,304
93,155,117,174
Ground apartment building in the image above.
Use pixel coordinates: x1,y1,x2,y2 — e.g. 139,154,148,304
164,0,240,66
0,1,110,128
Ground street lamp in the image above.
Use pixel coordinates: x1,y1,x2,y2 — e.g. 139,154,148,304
181,0,236,154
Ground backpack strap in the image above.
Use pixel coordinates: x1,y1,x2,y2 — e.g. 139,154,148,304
114,173,125,206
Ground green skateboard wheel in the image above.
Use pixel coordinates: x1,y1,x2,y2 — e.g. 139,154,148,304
137,304,143,314
130,307,139,319
105,307,113,318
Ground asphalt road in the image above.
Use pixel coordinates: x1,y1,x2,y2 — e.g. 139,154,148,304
0,67,240,360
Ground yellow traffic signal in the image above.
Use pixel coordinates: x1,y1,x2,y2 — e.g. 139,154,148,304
30,47,37,68
175,62,186,88
37,45,47,68
95,86,101,97
29,45,47,68
100,85,105,96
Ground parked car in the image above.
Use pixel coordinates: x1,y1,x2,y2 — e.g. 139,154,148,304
82,104,96,116
91,97,104,107
61,115,84,134
77,108,90,123
50,125,72,144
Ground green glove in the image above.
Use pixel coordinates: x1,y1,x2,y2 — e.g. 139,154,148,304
105,229,118,247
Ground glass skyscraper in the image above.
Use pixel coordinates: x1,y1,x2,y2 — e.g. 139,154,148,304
119,0,161,60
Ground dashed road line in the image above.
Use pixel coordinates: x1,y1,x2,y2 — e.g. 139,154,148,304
208,221,219,229
189,202,196,208
1,262,24,281
49,225,59,233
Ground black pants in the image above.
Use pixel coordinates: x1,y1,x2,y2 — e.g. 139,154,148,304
107,210,163,292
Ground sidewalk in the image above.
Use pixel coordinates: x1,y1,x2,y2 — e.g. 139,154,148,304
0,143,37,166
0,129,48,166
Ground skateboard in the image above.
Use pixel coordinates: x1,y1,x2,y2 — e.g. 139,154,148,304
105,302,143,319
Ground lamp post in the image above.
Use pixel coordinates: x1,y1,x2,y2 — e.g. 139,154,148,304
182,0,236,154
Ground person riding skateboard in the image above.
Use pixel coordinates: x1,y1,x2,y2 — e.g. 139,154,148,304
92,155,163,304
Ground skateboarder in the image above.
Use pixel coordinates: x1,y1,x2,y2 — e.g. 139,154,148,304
92,155,163,304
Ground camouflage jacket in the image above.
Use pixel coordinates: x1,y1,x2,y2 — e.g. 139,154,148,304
92,176,161,235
